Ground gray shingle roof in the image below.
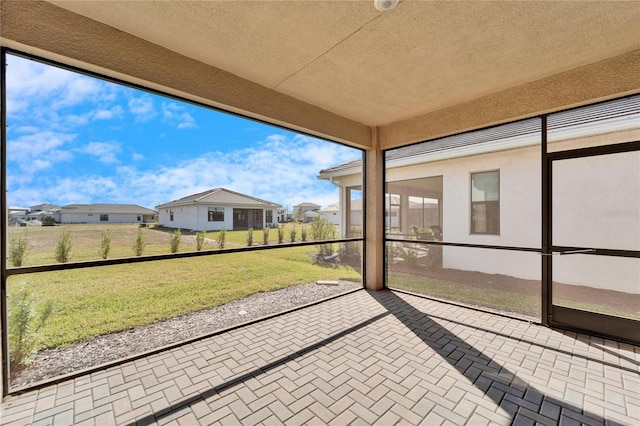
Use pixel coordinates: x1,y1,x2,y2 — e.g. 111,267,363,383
60,204,156,215
319,95,640,178
156,188,281,209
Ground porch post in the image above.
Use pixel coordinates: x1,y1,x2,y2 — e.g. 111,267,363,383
365,128,384,291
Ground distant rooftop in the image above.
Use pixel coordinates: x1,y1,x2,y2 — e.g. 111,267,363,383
156,188,281,209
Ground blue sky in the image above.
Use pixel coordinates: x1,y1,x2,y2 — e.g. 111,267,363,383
5,54,362,210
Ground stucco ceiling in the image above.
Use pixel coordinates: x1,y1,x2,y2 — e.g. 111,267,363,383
45,0,640,128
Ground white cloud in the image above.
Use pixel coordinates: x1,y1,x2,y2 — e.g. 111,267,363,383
7,131,75,172
4,54,362,212
93,106,124,120
80,142,122,164
162,102,198,129
6,55,126,137
177,113,197,129
7,133,362,211
128,96,156,122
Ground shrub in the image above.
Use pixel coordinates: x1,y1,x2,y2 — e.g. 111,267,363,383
41,216,56,226
263,227,270,245
196,229,206,251
9,284,53,372
289,226,297,243
301,226,307,242
9,233,29,267
170,228,181,253
132,228,146,256
217,228,226,249
54,230,73,263
310,216,335,257
98,230,111,259
403,247,418,267
277,225,285,243
246,228,254,246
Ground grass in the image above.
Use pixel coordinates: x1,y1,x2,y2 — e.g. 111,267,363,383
388,270,640,321
387,271,541,320
7,224,360,350
7,223,319,266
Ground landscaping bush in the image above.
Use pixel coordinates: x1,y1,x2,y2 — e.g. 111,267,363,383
301,226,307,242
246,228,254,246
196,229,206,251
98,230,111,259
263,227,270,245
41,216,56,226
9,233,29,267
54,230,72,263
289,226,297,243
132,228,146,256
170,228,181,253
9,284,53,372
310,216,335,257
217,228,226,249
277,225,285,243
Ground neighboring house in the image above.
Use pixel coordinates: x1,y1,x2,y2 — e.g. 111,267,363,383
302,210,319,223
30,203,61,213
318,203,340,225
292,202,321,222
28,203,61,222
319,98,640,294
8,206,29,225
318,200,363,227
156,188,281,231
59,204,156,224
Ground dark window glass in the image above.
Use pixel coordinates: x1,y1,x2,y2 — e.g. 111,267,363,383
208,207,224,222
471,171,500,234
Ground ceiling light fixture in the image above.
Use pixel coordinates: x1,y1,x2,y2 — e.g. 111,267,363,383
374,0,398,11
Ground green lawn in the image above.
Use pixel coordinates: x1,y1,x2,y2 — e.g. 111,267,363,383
7,224,360,350
387,271,541,320
7,223,317,266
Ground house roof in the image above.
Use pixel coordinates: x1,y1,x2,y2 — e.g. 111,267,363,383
156,188,281,210
319,203,339,213
318,95,640,179
293,202,321,208
3,2,637,150
319,200,363,213
60,204,156,215
30,203,61,212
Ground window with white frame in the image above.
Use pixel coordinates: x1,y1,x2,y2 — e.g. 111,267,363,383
208,207,224,222
471,170,500,234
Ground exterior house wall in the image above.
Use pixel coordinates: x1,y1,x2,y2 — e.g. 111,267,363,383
387,144,542,281
319,210,340,225
158,205,279,231
383,131,638,293
158,205,198,230
60,213,145,223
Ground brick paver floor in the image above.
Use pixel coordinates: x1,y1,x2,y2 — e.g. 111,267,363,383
2,289,639,425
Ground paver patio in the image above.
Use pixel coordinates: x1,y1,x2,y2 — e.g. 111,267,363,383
1,289,639,425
